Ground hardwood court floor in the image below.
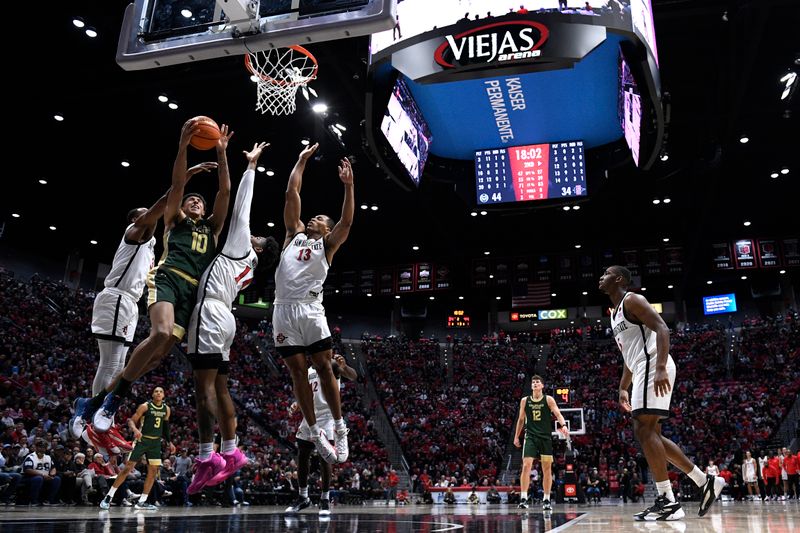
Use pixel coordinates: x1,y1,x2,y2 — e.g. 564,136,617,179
1,500,797,532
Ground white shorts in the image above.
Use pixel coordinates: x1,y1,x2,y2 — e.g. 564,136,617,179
297,416,335,442
91,289,139,344
631,354,676,418
187,298,235,363
273,302,331,355
744,473,757,483
781,470,788,481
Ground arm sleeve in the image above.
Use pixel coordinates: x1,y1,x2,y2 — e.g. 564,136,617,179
162,419,171,443
222,169,255,257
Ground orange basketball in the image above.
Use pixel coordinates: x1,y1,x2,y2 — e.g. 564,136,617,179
189,116,221,150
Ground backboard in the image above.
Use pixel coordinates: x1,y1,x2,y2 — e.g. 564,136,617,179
117,0,395,70
552,407,585,437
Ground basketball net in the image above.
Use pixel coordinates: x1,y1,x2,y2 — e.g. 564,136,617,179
245,46,318,116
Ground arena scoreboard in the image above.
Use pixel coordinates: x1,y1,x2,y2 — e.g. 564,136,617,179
447,309,471,328
475,141,586,205
556,387,570,404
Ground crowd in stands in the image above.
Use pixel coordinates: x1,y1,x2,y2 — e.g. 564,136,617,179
0,273,390,506
2,270,799,507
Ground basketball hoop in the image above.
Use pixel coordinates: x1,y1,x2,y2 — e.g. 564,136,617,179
245,46,319,115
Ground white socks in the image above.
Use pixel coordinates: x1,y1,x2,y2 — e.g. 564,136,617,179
221,439,236,454
106,486,118,500
521,491,528,499
139,493,149,503
322,490,330,500
300,487,308,498
688,466,707,487
334,418,346,431
655,480,675,502
199,442,213,460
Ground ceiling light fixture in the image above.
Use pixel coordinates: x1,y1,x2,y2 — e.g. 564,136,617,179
167,100,179,110
85,27,98,38
72,17,85,28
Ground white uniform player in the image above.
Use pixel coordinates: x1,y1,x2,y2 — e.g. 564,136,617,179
272,232,331,352
296,366,340,442
743,456,757,483
611,292,676,418
187,167,260,370
275,144,354,466
90,228,155,395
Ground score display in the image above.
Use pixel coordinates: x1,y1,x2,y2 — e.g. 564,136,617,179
447,309,471,328
475,141,587,205
555,387,571,404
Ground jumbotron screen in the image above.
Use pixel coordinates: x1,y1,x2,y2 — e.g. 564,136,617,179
475,141,586,205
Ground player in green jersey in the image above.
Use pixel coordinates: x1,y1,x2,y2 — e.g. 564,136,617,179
514,375,569,511
99,387,175,510
90,118,233,432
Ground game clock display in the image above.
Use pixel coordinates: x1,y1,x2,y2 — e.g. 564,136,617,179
475,141,587,205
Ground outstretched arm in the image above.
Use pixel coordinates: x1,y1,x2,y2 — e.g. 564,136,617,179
209,124,234,242
325,157,354,261
222,141,269,257
284,142,318,246
164,120,203,229
125,191,170,244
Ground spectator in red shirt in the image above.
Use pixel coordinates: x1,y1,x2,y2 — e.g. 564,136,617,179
766,452,781,499
782,448,798,500
386,469,399,503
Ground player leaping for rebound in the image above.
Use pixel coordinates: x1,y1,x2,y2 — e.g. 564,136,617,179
273,142,354,464
184,141,280,494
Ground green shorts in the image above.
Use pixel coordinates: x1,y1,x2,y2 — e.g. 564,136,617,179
146,267,198,340
523,434,553,460
128,438,162,465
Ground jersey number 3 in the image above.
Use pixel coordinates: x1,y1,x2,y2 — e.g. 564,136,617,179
297,248,311,261
191,232,208,254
